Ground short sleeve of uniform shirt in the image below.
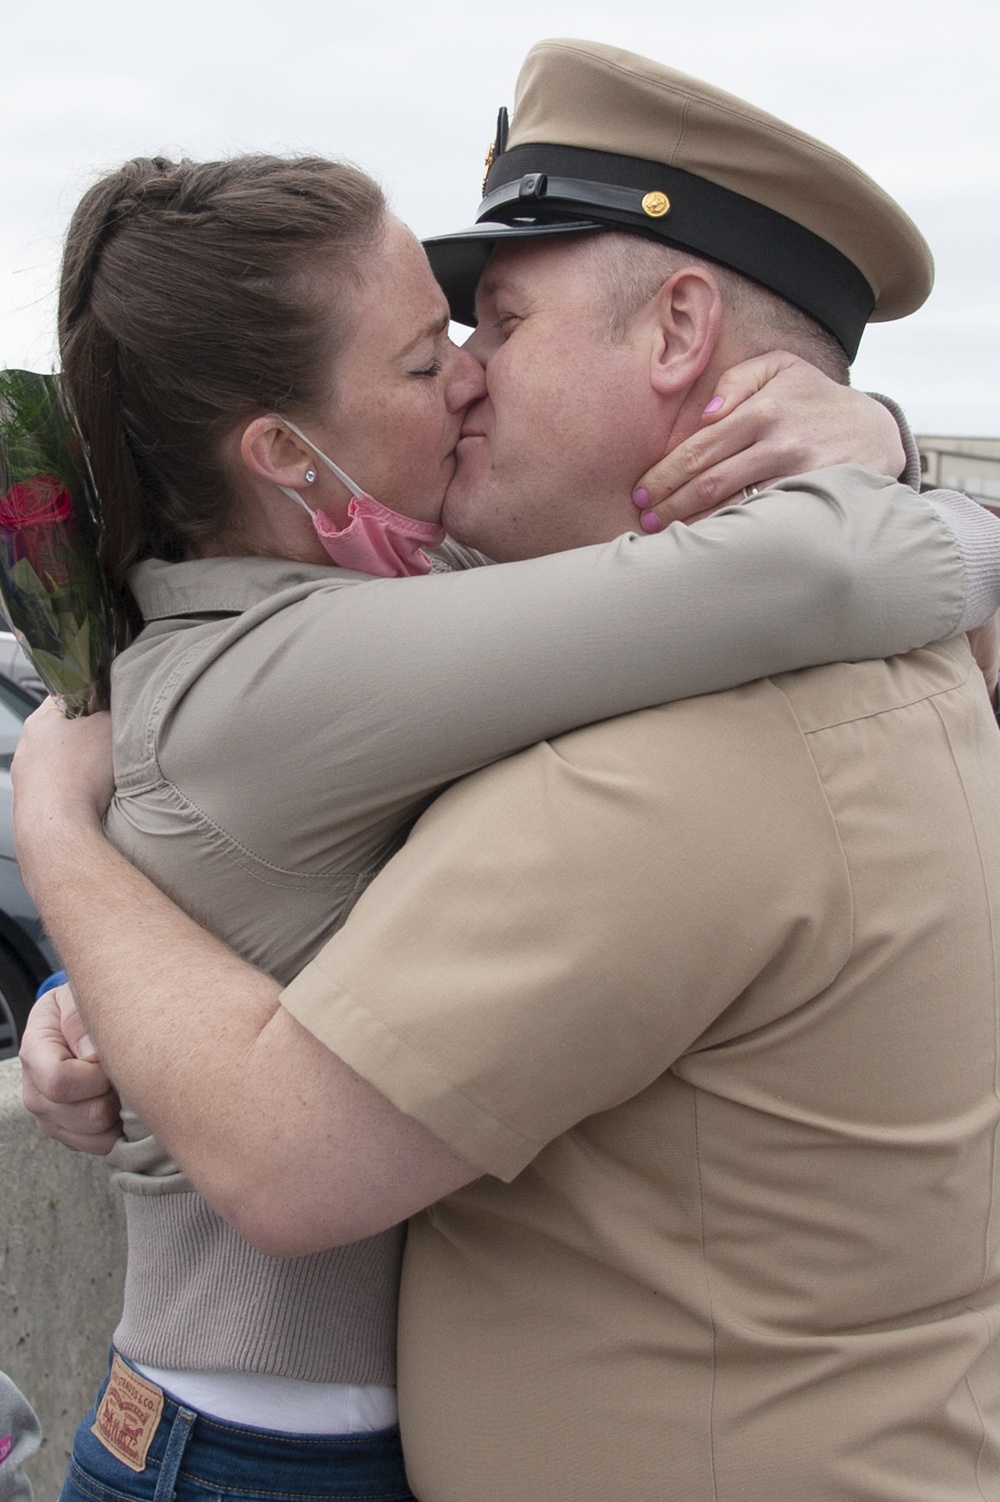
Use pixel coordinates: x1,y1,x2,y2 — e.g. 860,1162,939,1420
281,667,911,1178
280,638,997,1181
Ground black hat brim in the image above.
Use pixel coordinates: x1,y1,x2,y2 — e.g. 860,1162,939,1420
424,143,885,356
425,219,603,328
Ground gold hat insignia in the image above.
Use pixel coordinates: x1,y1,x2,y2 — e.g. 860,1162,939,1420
642,191,671,218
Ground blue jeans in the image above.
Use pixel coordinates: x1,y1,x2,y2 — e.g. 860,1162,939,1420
59,1357,416,1502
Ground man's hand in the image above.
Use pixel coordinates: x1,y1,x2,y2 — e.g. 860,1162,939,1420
11,699,114,897
631,352,906,530
20,985,123,1154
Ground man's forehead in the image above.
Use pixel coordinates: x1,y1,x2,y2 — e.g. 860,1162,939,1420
475,256,523,309
474,239,592,312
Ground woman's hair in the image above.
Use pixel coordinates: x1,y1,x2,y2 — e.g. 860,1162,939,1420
58,154,386,593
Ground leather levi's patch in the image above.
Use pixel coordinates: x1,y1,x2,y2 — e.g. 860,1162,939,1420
92,1354,164,1472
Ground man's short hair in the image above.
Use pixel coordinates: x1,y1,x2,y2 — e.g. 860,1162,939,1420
584,233,851,384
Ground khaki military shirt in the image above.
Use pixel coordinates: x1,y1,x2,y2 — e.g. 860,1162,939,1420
107,473,965,1377
284,636,1000,1501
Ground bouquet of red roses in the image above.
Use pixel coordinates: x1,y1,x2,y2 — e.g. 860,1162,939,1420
0,369,118,716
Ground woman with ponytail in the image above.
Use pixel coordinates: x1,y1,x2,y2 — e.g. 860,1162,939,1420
26,152,997,1501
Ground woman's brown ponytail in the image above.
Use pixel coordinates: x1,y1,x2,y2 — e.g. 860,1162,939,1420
58,155,386,597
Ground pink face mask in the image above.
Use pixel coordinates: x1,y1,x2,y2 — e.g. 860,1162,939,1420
277,416,445,578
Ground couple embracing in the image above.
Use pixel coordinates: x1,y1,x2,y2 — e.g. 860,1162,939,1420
17,37,1000,1502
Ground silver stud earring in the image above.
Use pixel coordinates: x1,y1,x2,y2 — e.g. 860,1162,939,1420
304,468,317,485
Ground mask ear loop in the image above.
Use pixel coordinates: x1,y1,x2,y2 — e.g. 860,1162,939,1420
271,414,367,500
280,484,319,517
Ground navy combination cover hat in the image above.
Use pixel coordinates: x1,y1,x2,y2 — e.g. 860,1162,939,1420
423,39,934,360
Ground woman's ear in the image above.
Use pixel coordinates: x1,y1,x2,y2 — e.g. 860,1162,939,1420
647,267,723,397
239,416,314,488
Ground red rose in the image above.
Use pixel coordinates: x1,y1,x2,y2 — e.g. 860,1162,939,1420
0,474,73,528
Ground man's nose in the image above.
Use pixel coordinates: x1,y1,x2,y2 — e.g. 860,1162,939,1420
447,344,487,410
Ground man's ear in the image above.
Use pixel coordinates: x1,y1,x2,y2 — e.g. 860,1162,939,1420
239,416,314,489
647,267,723,397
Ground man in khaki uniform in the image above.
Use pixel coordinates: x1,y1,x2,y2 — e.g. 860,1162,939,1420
16,40,1000,1502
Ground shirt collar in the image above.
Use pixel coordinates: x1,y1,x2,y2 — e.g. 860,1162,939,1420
128,555,343,622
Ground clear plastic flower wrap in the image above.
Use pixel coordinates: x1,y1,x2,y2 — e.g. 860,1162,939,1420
0,369,119,716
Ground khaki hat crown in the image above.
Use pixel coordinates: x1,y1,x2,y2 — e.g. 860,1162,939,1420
424,38,934,358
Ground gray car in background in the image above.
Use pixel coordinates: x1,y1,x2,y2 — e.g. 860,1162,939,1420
0,630,46,705
0,637,59,1058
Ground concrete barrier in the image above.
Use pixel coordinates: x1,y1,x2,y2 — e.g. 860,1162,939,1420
0,1058,126,1502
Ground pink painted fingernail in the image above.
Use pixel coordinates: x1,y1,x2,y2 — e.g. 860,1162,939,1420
640,510,661,533
632,487,650,509
703,395,725,414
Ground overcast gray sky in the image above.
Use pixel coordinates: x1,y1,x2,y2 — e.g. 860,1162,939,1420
2,0,997,435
